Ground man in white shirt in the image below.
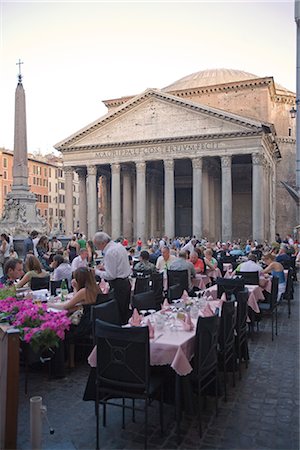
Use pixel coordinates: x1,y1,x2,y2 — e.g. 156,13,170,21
181,238,197,255
236,254,262,272
156,246,177,272
71,248,88,273
94,232,131,324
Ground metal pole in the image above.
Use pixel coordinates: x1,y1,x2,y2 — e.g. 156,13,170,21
295,0,300,225
30,396,42,450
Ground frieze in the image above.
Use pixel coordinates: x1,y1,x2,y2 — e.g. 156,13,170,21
94,142,220,160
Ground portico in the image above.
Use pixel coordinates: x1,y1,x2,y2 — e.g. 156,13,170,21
56,89,279,242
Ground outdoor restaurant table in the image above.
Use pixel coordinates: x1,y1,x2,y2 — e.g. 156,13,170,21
87,301,223,442
204,283,265,314
192,273,210,289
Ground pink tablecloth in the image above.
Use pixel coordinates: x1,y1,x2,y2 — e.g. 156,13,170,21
88,322,196,376
88,299,224,376
206,267,222,280
192,274,210,289
204,284,265,314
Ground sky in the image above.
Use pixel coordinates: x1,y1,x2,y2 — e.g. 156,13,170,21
0,0,296,155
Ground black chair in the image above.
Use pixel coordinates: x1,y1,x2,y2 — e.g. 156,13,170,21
131,291,158,312
218,300,237,401
216,278,245,300
190,315,219,437
95,289,115,305
50,279,71,295
91,299,121,341
236,271,259,285
167,269,189,293
258,276,279,341
150,272,164,307
134,277,152,295
168,283,183,302
235,289,250,379
31,276,50,291
95,319,164,449
283,269,293,318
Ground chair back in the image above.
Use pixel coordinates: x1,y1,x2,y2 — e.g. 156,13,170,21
218,300,236,354
167,269,189,292
270,276,279,308
168,283,183,302
91,299,121,326
95,319,150,392
50,279,71,295
132,291,157,311
283,269,293,300
216,278,245,300
31,276,50,291
237,271,259,285
220,255,237,264
236,289,249,335
134,277,152,295
150,272,164,306
194,315,219,379
95,289,115,305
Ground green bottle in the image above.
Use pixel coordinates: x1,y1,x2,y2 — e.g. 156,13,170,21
60,279,68,301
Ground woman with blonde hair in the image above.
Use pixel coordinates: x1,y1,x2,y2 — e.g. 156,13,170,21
17,255,48,288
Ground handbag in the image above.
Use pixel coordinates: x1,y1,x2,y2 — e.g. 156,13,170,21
69,307,83,325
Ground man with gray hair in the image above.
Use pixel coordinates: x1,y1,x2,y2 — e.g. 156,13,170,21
94,232,131,324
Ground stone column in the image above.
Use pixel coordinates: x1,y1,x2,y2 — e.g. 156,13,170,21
136,161,146,245
122,166,132,242
77,168,87,237
149,172,157,237
221,155,232,242
87,165,98,239
111,163,121,239
192,157,203,239
164,159,175,239
252,153,264,243
270,161,276,242
64,166,74,235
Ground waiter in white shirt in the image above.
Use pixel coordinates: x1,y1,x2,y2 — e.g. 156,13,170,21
94,232,131,324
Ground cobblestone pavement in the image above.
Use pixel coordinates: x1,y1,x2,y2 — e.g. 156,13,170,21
17,283,299,450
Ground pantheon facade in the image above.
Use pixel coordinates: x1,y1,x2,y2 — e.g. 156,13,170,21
55,69,296,243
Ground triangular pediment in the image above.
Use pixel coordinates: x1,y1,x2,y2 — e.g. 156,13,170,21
55,89,266,150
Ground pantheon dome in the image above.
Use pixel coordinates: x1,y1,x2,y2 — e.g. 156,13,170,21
163,67,293,95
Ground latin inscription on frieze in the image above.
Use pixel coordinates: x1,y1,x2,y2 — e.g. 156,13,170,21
94,142,220,159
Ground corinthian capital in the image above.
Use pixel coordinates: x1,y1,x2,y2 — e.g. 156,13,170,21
64,166,73,176
252,153,264,166
221,155,232,169
164,159,174,171
87,165,97,176
136,161,146,173
111,163,120,174
192,157,203,170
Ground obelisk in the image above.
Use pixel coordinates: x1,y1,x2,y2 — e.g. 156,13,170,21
0,60,47,237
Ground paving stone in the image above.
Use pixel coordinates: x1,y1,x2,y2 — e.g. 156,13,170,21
16,282,300,450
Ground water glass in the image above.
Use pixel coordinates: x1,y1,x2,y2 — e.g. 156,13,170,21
155,314,165,331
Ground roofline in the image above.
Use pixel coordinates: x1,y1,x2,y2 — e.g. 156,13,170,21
55,88,268,150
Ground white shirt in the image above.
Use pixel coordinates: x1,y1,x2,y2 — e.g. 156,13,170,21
95,241,131,281
237,260,262,272
53,263,72,282
71,255,88,273
181,240,196,254
156,254,177,272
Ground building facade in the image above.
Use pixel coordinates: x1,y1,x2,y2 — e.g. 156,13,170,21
0,149,79,234
55,69,296,243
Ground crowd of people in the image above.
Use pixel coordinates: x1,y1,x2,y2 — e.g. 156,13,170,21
0,229,298,324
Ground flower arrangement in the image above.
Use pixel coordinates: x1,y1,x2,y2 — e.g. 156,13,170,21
0,294,71,353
